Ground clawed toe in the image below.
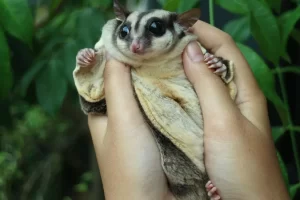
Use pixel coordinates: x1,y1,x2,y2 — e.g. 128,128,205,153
214,64,227,75
205,180,221,200
204,52,227,76
207,58,219,65
76,48,96,67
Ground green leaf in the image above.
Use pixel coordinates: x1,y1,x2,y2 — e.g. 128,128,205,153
35,60,67,115
276,152,290,192
76,8,105,48
0,0,33,46
275,66,300,75
81,172,93,182
215,0,249,15
50,0,63,12
223,16,251,42
278,7,300,62
178,0,199,13
163,0,180,12
237,43,288,125
290,183,300,199
246,0,281,66
272,126,285,142
36,36,66,59
291,0,300,4
88,0,112,9
74,183,88,193
62,39,78,86
35,12,68,40
59,10,80,36
157,0,166,6
18,61,45,97
0,26,13,99
264,0,281,13
291,29,300,44
0,152,10,164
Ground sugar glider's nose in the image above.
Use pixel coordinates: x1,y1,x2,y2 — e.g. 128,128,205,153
130,40,144,54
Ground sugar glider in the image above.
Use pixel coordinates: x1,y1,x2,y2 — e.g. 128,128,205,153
73,1,237,199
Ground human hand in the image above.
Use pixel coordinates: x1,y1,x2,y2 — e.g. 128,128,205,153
183,20,290,200
87,59,173,200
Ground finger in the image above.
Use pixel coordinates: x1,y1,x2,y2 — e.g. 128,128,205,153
183,41,239,120
104,59,146,130
191,20,270,133
191,20,260,100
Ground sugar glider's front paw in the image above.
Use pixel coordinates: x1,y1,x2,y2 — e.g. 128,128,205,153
73,47,106,103
204,52,234,84
203,52,237,100
76,48,96,68
206,180,221,200
204,53,226,75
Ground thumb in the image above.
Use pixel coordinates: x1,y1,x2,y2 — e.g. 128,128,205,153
183,41,238,120
104,58,146,128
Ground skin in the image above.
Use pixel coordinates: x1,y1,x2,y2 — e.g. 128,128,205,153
87,20,290,200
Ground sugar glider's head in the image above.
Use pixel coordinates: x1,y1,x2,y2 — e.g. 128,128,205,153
110,0,201,60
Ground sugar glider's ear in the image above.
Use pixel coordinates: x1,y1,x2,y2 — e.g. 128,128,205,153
113,0,130,21
177,8,201,29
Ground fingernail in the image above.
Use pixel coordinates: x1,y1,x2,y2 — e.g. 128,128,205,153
187,41,204,62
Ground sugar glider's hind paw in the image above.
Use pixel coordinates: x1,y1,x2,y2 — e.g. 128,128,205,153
204,52,234,84
76,48,96,68
206,180,221,200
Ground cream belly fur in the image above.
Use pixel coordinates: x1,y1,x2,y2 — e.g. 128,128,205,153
74,34,207,173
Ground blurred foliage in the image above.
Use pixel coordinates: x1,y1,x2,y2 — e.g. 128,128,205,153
0,0,299,199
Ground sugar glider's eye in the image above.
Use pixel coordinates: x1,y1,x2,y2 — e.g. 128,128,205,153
120,25,130,38
148,21,165,36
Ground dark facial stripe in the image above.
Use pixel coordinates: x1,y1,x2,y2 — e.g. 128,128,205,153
161,13,186,54
112,11,188,59
145,14,176,32
134,11,153,32
178,31,185,39
164,13,177,30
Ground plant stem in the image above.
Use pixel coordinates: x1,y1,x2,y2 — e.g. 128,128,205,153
272,67,300,75
289,126,300,133
209,0,215,26
276,67,300,181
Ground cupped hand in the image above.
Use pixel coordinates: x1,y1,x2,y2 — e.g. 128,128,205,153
87,19,290,200
183,20,289,200
87,59,173,200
